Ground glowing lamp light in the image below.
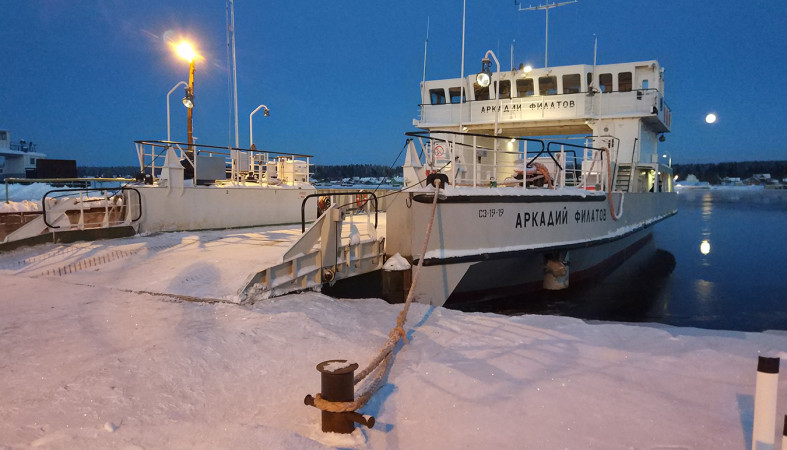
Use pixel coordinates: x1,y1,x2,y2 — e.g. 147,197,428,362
476,71,491,88
705,113,717,124
700,240,711,255
182,92,194,109
175,41,196,62
476,57,492,87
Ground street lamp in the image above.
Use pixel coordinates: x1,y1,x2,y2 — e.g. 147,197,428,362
661,151,672,167
174,41,197,148
166,81,187,142
249,104,270,149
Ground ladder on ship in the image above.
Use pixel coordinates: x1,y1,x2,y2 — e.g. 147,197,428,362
614,164,633,192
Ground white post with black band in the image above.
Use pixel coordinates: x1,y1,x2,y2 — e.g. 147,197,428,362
752,356,779,450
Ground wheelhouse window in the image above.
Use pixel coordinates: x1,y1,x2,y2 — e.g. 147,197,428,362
449,87,465,104
562,74,581,94
497,80,511,99
619,72,632,91
538,76,557,95
599,73,613,93
429,88,447,105
474,83,490,101
516,78,534,97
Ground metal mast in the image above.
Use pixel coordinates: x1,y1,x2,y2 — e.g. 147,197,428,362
226,0,239,148
518,0,577,68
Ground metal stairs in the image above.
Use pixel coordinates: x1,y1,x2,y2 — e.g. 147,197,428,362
614,164,633,192
239,204,385,301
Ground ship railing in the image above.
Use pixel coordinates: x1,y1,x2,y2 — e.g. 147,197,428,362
134,140,314,187
406,131,609,191
40,186,143,230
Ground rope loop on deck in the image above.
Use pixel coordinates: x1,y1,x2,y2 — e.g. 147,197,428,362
308,178,443,413
602,147,624,221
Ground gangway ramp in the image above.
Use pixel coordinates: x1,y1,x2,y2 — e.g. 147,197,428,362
240,204,386,302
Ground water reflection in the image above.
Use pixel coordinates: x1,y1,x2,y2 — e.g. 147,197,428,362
700,240,711,255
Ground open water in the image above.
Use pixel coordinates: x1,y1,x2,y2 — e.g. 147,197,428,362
458,187,787,333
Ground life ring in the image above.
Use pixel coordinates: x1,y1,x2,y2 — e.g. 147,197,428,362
355,193,368,208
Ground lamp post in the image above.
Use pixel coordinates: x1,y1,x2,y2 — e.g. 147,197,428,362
166,81,188,142
661,151,672,167
249,104,270,149
174,41,197,149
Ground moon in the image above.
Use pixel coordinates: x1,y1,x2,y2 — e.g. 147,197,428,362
705,113,717,124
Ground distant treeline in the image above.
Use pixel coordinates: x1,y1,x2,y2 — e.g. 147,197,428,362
311,164,397,180
77,164,397,180
78,166,140,178
672,161,787,183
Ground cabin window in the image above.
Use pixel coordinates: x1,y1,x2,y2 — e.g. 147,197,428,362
599,73,612,93
449,87,465,104
474,83,490,101
539,76,557,95
30,158,36,165
497,80,512,99
0,131,6,140
429,88,447,105
538,77,557,95
516,78,534,97
619,72,632,91
562,74,581,94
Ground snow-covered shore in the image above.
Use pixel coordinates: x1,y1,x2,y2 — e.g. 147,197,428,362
1,227,786,448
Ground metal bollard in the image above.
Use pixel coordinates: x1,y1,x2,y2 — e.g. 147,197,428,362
304,359,375,433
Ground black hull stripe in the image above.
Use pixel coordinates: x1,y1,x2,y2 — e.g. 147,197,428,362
413,193,607,204
443,233,655,306
416,211,676,267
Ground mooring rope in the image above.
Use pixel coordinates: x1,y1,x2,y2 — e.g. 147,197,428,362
309,179,443,413
603,147,624,221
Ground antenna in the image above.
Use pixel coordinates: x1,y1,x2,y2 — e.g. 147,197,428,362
422,17,430,84
518,0,577,68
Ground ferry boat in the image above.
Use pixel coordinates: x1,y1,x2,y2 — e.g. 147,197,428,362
382,56,678,306
0,129,46,181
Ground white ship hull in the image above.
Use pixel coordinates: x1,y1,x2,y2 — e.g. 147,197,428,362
386,188,677,306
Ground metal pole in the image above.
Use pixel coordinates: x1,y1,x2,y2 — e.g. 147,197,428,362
545,7,549,67
166,81,187,142
228,0,239,148
187,60,195,149
458,0,466,132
